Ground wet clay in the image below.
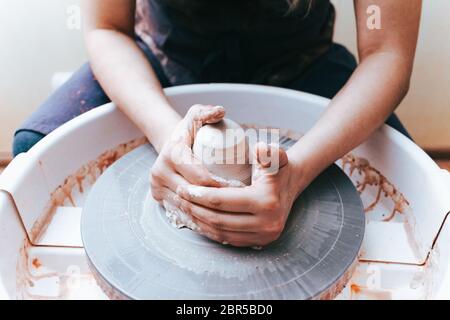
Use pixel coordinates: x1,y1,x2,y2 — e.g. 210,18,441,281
165,119,251,230
193,118,251,185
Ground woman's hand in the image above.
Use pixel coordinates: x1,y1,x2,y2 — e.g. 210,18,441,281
174,142,307,247
150,104,235,209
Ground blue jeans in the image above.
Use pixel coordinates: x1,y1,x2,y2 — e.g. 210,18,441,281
13,42,410,157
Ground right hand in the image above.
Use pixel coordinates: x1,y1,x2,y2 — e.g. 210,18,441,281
150,104,231,207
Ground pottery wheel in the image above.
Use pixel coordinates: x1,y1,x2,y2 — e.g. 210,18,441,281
81,138,365,300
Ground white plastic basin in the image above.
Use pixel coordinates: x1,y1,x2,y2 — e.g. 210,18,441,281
0,84,449,300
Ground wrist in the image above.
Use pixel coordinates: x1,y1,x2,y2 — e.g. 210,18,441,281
144,121,177,153
143,104,181,153
288,156,314,197
287,144,325,196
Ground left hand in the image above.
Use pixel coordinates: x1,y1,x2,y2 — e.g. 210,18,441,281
174,142,306,247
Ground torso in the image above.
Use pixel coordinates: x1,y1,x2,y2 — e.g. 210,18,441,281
136,0,335,85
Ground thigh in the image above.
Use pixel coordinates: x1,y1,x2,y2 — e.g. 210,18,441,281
286,43,412,139
16,38,171,137
17,63,110,136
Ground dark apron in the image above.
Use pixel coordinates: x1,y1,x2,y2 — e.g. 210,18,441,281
135,0,335,85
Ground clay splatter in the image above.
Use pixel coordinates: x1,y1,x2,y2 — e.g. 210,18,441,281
342,154,410,222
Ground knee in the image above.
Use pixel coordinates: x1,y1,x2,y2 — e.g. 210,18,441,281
12,130,46,157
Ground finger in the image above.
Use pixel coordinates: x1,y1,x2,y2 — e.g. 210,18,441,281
174,195,256,232
166,172,191,193
176,184,259,213
151,161,190,193
188,215,259,247
176,162,239,188
159,166,235,195
169,143,242,188
186,104,225,125
255,142,288,170
149,185,165,204
157,188,204,232
151,188,259,247
150,184,176,203
183,105,225,145
172,146,221,187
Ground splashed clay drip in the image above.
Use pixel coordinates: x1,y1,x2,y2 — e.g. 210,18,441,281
341,154,409,221
30,137,148,244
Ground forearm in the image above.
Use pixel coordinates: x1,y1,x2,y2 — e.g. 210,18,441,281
288,52,411,189
86,29,181,152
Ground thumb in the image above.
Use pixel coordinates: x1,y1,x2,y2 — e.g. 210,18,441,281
171,105,225,146
183,104,225,145
254,142,288,173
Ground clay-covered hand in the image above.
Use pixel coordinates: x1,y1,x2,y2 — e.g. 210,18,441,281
150,105,232,207
174,142,305,247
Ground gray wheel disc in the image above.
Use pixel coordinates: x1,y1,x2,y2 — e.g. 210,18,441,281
81,142,365,300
